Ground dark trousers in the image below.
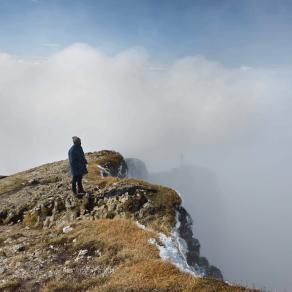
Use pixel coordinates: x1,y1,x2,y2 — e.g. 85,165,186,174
72,175,84,194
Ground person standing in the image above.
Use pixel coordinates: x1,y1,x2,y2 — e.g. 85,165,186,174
68,136,88,195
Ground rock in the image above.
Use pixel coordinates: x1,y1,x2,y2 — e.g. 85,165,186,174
198,256,209,269
78,249,88,257
107,201,116,212
65,195,78,209
63,267,73,274
74,249,88,262
53,197,65,212
93,204,108,219
43,216,50,228
13,244,25,252
206,265,224,280
62,226,73,233
94,150,128,178
3,211,18,224
69,211,78,221
28,179,39,185
0,267,6,274
176,207,200,265
17,237,27,242
80,194,91,212
119,193,129,203
103,266,114,276
40,203,52,218
43,215,55,228
3,238,12,244
97,199,104,207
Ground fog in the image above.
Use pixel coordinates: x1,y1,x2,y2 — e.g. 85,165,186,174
1,44,292,290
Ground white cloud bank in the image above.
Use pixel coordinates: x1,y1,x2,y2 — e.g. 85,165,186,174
0,43,290,173
1,43,292,290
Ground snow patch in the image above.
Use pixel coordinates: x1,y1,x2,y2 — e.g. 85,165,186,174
97,164,111,177
136,192,204,277
117,164,125,177
149,233,199,276
148,211,203,277
63,226,73,233
135,221,146,230
173,212,189,264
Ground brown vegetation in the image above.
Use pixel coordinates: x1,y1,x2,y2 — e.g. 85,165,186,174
0,150,260,291
42,219,256,292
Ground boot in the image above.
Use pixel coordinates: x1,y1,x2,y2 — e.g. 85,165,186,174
77,184,86,195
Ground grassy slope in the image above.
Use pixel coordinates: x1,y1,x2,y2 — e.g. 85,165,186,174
43,219,255,292
0,151,260,291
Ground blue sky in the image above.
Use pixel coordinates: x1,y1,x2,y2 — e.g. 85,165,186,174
0,0,292,66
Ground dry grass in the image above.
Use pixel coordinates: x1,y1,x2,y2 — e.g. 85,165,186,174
42,277,108,292
0,278,22,292
93,150,124,167
86,162,120,187
23,212,39,228
0,175,25,196
48,219,157,261
41,219,158,291
41,219,257,292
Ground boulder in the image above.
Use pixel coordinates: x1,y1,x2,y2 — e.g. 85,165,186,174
88,150,128,178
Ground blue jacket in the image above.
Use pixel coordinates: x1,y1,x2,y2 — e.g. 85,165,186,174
68,144,88,176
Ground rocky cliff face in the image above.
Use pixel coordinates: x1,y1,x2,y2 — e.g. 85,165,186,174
125,158,149,180
0,150,257,291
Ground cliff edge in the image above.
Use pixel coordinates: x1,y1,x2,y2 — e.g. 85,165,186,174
0,150,258,291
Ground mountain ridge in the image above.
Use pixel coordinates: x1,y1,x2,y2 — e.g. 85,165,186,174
0,150,258,291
